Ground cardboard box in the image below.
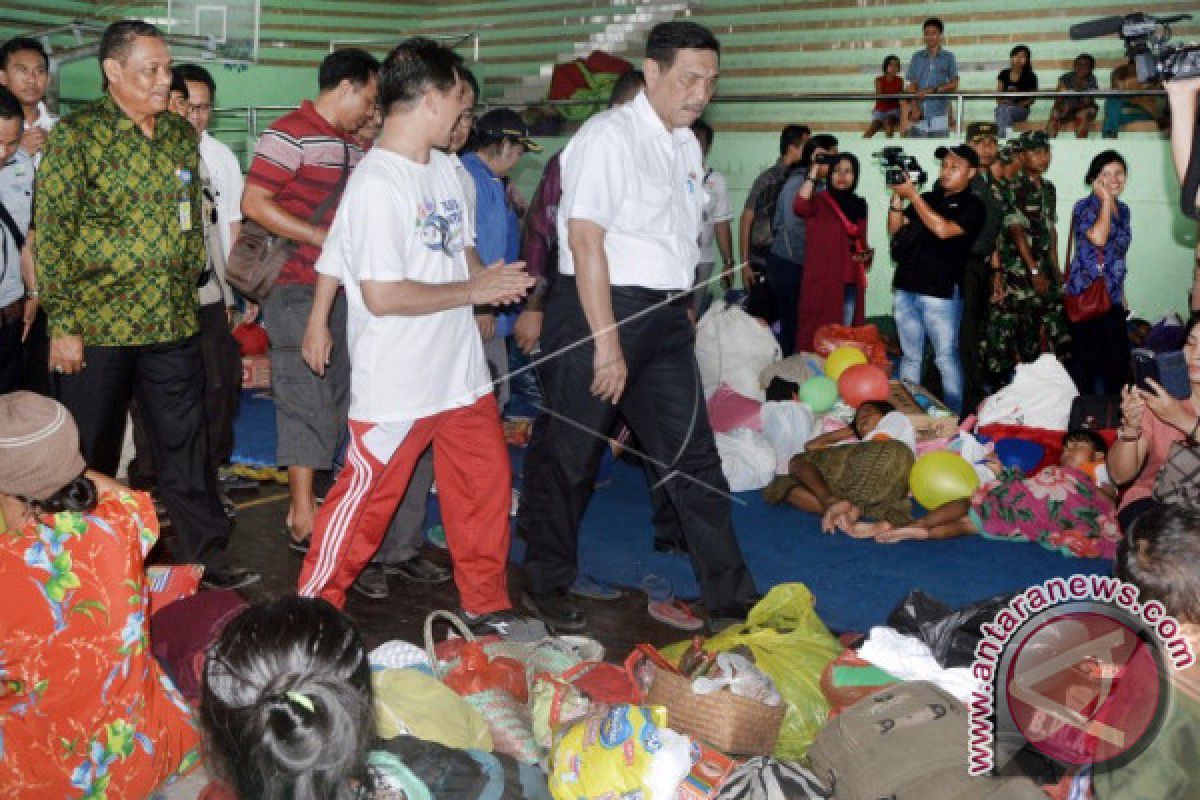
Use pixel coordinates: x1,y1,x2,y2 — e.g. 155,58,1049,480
887,380,958,441
241,354,271,390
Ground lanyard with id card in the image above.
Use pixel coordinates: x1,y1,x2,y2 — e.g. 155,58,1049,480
176,166,193,232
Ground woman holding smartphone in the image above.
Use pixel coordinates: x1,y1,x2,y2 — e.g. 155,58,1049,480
1065,150,1132,395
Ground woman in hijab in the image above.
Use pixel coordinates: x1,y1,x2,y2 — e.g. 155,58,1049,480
792,152,872,353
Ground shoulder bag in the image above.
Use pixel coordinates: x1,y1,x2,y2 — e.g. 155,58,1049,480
1063,203,1112,324
226,141,350,303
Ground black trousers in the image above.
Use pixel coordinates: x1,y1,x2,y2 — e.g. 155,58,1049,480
1068,305,1130,396
959,254,992,415
518,277,757,615
0,312,21,394
54,334,232,570
130,303,243,485
21,308,52,396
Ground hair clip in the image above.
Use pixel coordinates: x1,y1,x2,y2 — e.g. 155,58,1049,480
286,691,315,713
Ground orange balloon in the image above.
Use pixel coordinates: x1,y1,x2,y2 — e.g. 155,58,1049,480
838,364,891,408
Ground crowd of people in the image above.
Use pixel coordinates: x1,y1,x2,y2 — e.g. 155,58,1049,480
862,17,1169,141
2,13,1200,798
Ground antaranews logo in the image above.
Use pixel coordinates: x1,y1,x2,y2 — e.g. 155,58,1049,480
967,574,1195,776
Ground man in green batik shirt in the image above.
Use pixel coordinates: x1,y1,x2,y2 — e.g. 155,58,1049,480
981,130,1071,388
34,20,257,590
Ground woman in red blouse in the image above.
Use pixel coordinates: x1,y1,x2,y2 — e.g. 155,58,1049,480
793,153,872,353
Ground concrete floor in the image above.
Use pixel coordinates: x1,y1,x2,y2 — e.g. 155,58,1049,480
156,483,682,660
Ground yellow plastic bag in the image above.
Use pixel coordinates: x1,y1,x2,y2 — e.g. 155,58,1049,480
373,668,493,752
663,582,841,760
549,705,691,800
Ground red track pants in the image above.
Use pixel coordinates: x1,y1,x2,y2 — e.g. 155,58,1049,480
298,394,512,613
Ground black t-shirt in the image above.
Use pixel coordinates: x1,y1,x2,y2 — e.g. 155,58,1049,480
998,67,1038,101
892,186,986,298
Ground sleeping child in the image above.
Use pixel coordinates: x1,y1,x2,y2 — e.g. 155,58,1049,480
763,401,917,533
849,428,1121,558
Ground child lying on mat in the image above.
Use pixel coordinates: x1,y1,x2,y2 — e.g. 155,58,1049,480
763,401,917,531
849,429,1121,558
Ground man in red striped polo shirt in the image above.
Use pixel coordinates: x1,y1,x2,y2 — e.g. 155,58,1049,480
242,48,379,552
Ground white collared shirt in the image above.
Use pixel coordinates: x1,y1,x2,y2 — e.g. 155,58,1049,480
557,90,704,290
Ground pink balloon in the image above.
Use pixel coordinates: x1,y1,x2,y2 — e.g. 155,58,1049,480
838,364,890,408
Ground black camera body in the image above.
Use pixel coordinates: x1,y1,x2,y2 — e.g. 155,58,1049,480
812,152,838,166
874,147,928,187
1070,12,1199,82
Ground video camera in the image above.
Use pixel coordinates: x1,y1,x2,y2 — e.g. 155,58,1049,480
873,147,928,187
1069,12,1199,83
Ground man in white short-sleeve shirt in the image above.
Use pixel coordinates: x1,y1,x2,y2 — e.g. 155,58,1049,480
518,21,757,634
296,38,544,640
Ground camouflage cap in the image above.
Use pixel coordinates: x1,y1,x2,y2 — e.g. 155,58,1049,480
1015,130,1050,152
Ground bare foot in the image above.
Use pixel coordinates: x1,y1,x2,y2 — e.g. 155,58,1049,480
875,525,931,543
821,500,860,534
847,520,892,539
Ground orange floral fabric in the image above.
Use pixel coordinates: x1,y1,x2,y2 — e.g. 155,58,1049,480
0,490,201,798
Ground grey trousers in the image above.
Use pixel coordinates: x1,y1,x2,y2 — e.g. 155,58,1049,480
370,447,436,564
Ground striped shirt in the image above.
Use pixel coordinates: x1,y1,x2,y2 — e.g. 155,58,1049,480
245,100,363,285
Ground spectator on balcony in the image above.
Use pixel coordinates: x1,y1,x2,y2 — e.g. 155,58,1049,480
1102,56,1165,139
865,55,904,139
994,45,1038,138
903,17,958,138
1048,53,1098,139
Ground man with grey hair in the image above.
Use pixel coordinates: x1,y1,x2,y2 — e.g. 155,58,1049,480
35,20,256,589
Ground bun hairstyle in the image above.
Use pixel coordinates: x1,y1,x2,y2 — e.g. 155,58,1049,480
202,596,375,800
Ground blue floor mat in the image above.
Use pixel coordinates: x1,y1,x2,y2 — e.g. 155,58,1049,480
230,390,277,467
233,391,1099,633
567,458,1106,634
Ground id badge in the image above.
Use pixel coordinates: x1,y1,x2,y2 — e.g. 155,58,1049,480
176,166,194,231
178,197,193,231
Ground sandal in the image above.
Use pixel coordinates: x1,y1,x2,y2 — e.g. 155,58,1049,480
648,599,705,631
283,524,310,554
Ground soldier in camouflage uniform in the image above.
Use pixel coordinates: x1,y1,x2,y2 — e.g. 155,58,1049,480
982,130,1071,387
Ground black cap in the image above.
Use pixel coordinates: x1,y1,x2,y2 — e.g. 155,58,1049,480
934,143,981,169
474,108,542,153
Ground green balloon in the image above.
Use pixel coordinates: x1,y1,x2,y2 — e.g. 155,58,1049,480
800,375,839,413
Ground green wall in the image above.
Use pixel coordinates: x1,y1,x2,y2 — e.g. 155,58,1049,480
509,135,1196,323
60,54,1195,322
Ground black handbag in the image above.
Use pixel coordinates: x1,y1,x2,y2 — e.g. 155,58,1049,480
1068,394,1122,431
742,270,779,323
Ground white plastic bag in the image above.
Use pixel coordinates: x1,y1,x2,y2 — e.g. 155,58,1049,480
715,428,777,491
759,401,815,474
696,302,781,401
976,354,1079,431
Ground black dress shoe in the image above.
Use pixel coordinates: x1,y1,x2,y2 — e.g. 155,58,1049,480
351,564,389,599
521,590,587,632
201,567,261,591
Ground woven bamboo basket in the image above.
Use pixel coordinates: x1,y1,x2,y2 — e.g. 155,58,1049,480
645,665,786,755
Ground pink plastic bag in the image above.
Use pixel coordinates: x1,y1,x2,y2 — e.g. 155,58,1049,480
707,383,763,433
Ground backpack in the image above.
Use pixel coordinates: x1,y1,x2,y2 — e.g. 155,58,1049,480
807,681,1046,800
748,165,792,257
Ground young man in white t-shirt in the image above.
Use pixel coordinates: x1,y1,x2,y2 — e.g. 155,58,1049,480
296,37,540,638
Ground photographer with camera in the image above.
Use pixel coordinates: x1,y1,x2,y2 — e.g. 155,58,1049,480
793,152,871,353
888,144,985,414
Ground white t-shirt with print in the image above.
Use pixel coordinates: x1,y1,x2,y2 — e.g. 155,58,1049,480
316,147,487,424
